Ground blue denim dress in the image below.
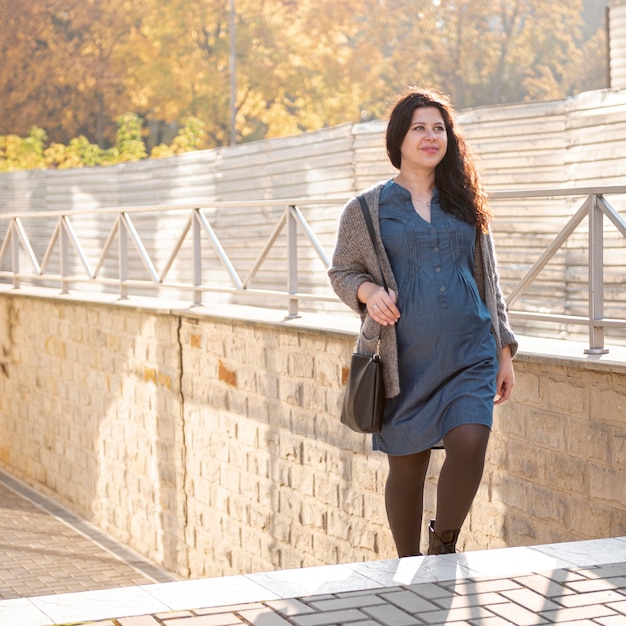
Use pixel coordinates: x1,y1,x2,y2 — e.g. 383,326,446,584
372,181,498,455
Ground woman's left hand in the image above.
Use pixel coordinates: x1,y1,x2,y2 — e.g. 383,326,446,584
494,345,515,405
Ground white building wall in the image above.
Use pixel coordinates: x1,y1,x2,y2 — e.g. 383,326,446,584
610,1,626,88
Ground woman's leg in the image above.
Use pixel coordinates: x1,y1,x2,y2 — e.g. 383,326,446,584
385,449,432,557
433,423,491,537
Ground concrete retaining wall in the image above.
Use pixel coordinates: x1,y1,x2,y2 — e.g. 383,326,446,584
0,288,624,578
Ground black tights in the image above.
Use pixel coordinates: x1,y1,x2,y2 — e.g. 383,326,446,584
384,423,490,557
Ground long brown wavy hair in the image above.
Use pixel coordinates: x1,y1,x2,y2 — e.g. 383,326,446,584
385,86,492,233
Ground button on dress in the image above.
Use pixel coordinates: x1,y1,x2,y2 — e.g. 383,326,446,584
373,181,498,455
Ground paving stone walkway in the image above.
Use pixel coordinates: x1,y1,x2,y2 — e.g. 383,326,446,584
75,560,626,626
0,471,176,602
1,469,625,626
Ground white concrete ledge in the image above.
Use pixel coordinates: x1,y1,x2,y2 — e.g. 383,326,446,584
2,537,625,625
1,283,624,370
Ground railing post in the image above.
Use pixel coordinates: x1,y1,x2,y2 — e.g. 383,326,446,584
586,194,608,354
60,216,70,294
193,209,202,306
11,221,19,289
119,214,129,300
287,205,299,318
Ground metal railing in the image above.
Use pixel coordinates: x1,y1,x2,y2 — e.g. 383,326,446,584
0,199,344,318
0,187,625,353
490,186,626,354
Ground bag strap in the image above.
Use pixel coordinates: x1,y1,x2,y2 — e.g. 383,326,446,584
357,194,388,293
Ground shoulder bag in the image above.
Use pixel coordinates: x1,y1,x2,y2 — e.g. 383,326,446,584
340,194,387,434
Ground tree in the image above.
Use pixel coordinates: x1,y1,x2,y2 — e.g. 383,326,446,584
0,0,148,146
0,0,608,158
424,0,596,108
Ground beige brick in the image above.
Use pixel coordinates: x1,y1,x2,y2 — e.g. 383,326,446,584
511,367,543,406
221,334,247,361
313,473,339,507
239,525,263,558
492,404,526,441
300,497,327,529
542,373,588,418
492,474,529,512
301,440,328,466
278,487,302,519
228,493,250,524
278,432,303,463
350,525,378,551
614,427,626,470
256,371,279,399
568,417,612,462
485,432,511,467
267,453,290,486
321,388,344,424
544,449,589,494
288,352,314,378
589,462,626,507
267,401,292,429
264,346,289,374
300,380,326,411
505,516,542,548
228,439,249,471
611,510,626,536
469,500,508,541
525,407,568,449
362,492,386,525
338,486,364,517
326,509,352,541
278,379,303,405
590,383,626,427
290,406,317,438
569,496,612,537
351,456,380,492
279,544,305,570
529,485,571,527
246,394,271,421
226,388,248,415
506,442,546,482
314,352,342,388
289,464,315,497
244,339,265,367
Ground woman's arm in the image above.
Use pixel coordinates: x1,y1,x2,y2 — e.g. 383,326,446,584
483,231,518,358
328,197,381,314
494,344,515,404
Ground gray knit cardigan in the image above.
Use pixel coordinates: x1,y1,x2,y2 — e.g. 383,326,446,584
328,182,518,399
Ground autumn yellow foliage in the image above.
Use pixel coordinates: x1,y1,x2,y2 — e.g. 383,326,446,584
0,0,606,170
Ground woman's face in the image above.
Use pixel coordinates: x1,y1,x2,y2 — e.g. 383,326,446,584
399,106,448,172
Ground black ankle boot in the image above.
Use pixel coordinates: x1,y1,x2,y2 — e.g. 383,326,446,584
427,519,460,555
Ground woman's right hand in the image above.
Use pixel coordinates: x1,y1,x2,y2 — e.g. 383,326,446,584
358,282,400,326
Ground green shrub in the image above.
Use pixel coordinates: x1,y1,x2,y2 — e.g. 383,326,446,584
104,113,147,164
0,113,210,171
151,116,207,158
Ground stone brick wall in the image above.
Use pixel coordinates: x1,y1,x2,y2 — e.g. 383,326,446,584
0,288,624,579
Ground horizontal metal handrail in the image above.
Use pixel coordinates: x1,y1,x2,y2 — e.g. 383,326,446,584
0,187,625,353
490,186,626,354
0,198,346,316
0,197,349,221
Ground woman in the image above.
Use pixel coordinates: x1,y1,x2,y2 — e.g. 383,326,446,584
328,87,517,557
